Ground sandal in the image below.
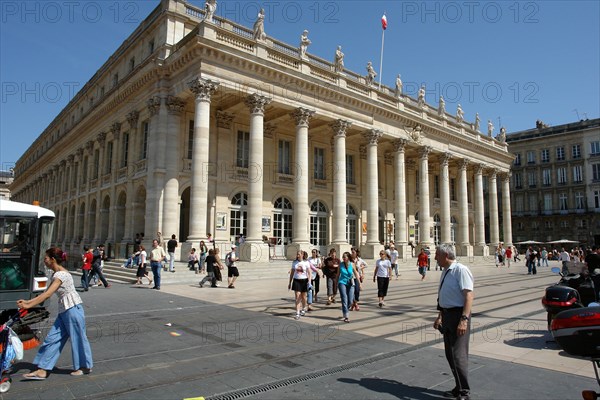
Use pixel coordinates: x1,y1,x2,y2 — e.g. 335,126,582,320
343,318,350,323
70,368,92,376
23,371,47,380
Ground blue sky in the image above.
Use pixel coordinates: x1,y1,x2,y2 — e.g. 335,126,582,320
1,0,599,171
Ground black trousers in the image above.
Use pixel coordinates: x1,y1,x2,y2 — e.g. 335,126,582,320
441,308,471,394
88,264,109,287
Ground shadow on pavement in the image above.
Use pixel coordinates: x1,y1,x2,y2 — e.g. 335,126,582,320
338,377,446,399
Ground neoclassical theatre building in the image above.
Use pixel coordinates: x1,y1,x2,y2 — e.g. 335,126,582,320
11,0,514,261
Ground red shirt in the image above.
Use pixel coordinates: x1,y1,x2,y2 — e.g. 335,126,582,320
417,252,428,267
82,252,93,270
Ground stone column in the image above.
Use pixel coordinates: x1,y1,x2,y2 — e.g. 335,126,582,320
123,111,139,244
107,122,121,246
473,163,488,256
440,153,452,244
162,96,184,243
488,169,500,251
362,129,383,258
330,119,352,254
187,78,219,242
393,139,409,259
502,172,513,246
458,159,473,257
82,141,94,243
65,155,74,243
419,146,433,248
93,132,106,243
242,93,272,262
287,107,315,258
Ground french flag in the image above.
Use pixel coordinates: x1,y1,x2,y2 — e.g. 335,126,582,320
381,13,387,30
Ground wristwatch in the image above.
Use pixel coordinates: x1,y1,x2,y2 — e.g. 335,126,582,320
460,315,470,321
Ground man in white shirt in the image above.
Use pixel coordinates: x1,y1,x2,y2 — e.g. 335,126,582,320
559,248,571,274
387,245,399,279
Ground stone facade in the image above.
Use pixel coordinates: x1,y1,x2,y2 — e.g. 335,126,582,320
10,0,513,261
506,118,600,247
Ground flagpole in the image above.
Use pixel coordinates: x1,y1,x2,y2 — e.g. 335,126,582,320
379,26,385,89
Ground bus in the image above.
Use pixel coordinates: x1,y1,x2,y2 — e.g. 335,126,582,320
0,199,55,324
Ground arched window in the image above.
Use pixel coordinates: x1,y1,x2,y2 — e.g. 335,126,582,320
433,214,441,245
310,201,328,247
230,192,248,239
346,204,357,247
273,197,293,245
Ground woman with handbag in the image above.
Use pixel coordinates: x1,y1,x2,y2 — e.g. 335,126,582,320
350,248,367,311
337,251,361,323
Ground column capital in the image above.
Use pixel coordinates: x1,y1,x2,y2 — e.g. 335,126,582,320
384,153,394,165
458,159,469,171
126,110,139,129
67,154,75,165
147,96,162,116
188,77,220,102
392,138,408,153
76,147,84,159
97,132,107,146
474,163,485,175
245,93,272,115
419,146,432,159
330,119,352,137
441,152,452,166
85,140,94,154
110,122,122,140
363,129,382,145
488,168,499,179
216,110,235,129
502,171,512,182
290,107,315,127
166,95,185,115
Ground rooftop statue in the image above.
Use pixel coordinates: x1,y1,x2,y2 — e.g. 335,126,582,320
438,96,446,117
474,113,481,131
498,126,506,143
204,0,217,22
487,120,494,136
456,104,464,123
253,8,266,41
334,46,344,73
417,85,426,107
395,74,403,97
299,30,311,59
366,62,377,86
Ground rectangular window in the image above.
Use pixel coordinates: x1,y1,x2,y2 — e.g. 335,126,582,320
141,121,149,160
593,164,600,181
556,146,565,161
514,153,521,166
313,147,325,180
575,192,584,210
517,222,524,231
346,155,354,184
236,131,250,168
434,175,440,198
557,167,567,184
545,220,552,229
514,173,522,189
100,86,105,97
187,120,194,159
572,144,581,159
541,149,549,163
149,39,155,55
544,194,552,211
93,149,99,179
106,142,113,174
278,140,291,175
528,171,536,187
527,151,535,164
592,141,600,155
573,165,583,183
577,219,587,228
529,194,537,213
559,193,568,210
560,220,569,228
112,73,119,88
542,169,551,186
594,190,600,209
516,195,524,212
122,133,129,168
82,157,88,184
450,178,456,201
129,57,135,72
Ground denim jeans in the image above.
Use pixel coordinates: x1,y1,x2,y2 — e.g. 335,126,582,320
80,269,90,290
151,261,162,288
338,282,355,318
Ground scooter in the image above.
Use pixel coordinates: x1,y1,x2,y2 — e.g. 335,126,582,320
542,267,600,330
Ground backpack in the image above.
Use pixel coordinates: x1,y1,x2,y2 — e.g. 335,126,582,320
225,252,233,267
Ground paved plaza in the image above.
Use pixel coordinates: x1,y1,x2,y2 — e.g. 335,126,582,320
4,257,597,399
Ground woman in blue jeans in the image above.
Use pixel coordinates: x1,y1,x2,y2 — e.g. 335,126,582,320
337,251,362,323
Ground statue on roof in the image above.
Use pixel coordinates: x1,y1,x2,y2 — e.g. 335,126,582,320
299,30,311,59
366,62,377,86
204,0,217,22
474,113,481,132
456,104,464,123
487,120,494,136
498,126,507,143
417,85,426,108
334,46,344,73
253,8,266,41
438,96,446,117
395,74,403,98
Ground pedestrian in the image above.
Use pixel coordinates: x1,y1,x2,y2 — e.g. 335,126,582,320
188,248,199,272
18,247,93,380
198,240,208,273
88,244,110,288
337,251,361,323
504,245,512,268
135,245,152,285
541,247,549,267
288,250,310,320
323,248,340,305
213,247,224,285
167,234,178,273
149,239,167,290
387,245,399,279
307,249,322,304
417,247,428,280
350,248,367,311
373,249,392,308
80,246,93,291
425,246,432,271
513,246,521,262
226,245,239,288
199,249,218,288
433,243,474,400
559,247,571,275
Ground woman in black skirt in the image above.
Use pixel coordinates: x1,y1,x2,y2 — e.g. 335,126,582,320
373,250,392,308
135,245,152,285
288,250,310,320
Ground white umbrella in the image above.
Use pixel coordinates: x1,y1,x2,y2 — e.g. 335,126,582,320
514,240,544,245
546,239,579,244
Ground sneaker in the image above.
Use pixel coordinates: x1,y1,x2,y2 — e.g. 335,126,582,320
378,302,383,308
294,314,300,320
199,283,203,288
443,388,459,398
300,309,306,316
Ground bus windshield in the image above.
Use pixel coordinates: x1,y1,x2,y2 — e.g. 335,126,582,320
0,217,35,290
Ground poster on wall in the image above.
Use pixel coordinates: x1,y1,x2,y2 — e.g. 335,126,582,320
262,216,271,232
216,212,227,231
409,225,415,238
